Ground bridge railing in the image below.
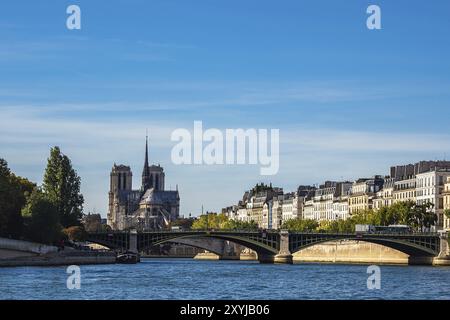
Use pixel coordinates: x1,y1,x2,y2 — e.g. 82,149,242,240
87,230,440,237
289,231,439,236
97,230,275,234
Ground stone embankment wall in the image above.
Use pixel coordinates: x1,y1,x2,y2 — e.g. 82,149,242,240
236,241,410,264
293,240,408,264
0,237,116,267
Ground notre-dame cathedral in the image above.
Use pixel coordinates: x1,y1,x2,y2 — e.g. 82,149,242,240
107,137,180,231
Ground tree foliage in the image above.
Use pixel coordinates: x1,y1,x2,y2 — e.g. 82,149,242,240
43,147,84,228
191,213,228,230
0,158,35,238
191,213,259,231
282,218,319,232
221,219,259,231
22,189,62,244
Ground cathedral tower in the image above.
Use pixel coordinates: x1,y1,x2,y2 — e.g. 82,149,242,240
107,164,132,229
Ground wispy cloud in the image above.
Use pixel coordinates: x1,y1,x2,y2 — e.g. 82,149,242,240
282,128,450,153
3,79,444,114
0,36,196,62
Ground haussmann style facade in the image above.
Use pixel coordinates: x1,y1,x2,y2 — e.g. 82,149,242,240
222,160,450,231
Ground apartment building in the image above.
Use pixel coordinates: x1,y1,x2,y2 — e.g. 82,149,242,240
393,178,416,204
303,181,352,221
443,176,450,230
348,176,384,215
416,168,450,229
221,160,450,230
373,178,395,211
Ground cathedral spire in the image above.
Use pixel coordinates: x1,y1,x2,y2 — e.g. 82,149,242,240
144,132,149,169
142,133,150,190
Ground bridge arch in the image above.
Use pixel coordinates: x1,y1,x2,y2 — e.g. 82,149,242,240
86,232,129,250
164,237,226,256
140,233,279,256
289,234,439,257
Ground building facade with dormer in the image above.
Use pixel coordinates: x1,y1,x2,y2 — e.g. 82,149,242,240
443,176,450,230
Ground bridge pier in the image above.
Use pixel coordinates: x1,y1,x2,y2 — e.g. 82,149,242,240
437,232,449,258
433,232,450,266
408,256,434,265
128,229,138,253
257,254,276,264
257,231,293,264
274,230,293,264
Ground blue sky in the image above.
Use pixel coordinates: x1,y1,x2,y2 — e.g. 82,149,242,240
1,0,450,217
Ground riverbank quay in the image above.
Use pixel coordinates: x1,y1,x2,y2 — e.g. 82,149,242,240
0,237,116,267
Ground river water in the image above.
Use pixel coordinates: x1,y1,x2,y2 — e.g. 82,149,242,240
0,258,449,300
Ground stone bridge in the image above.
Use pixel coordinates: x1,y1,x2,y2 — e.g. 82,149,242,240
86,230,449,264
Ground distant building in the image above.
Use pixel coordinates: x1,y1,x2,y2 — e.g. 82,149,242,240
416,168,450,229
391,161,450,179
271,195,284,229
348,176,384,215
280,193,295,223
261,200,272,229
304,182,352,221
443,176,450,230
236,205,250,223
220,160,450,230
393,177,416,204
333,182,352,220
373,177,395,211
248,186,283,228
222,206,238,220
107,137,180,231
221,183,283,229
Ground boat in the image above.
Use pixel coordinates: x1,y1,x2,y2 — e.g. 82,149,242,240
116,252,140,264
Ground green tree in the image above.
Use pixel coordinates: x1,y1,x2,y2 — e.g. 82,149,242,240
43,147,84,228
191,213,258,230
192,212,228,230
407,202,436,231
351,209,379,225
383,201,415,225
337,218,358,233
22,190,61,244
0,158,35,238
222,219,259,231
282,218,319,232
